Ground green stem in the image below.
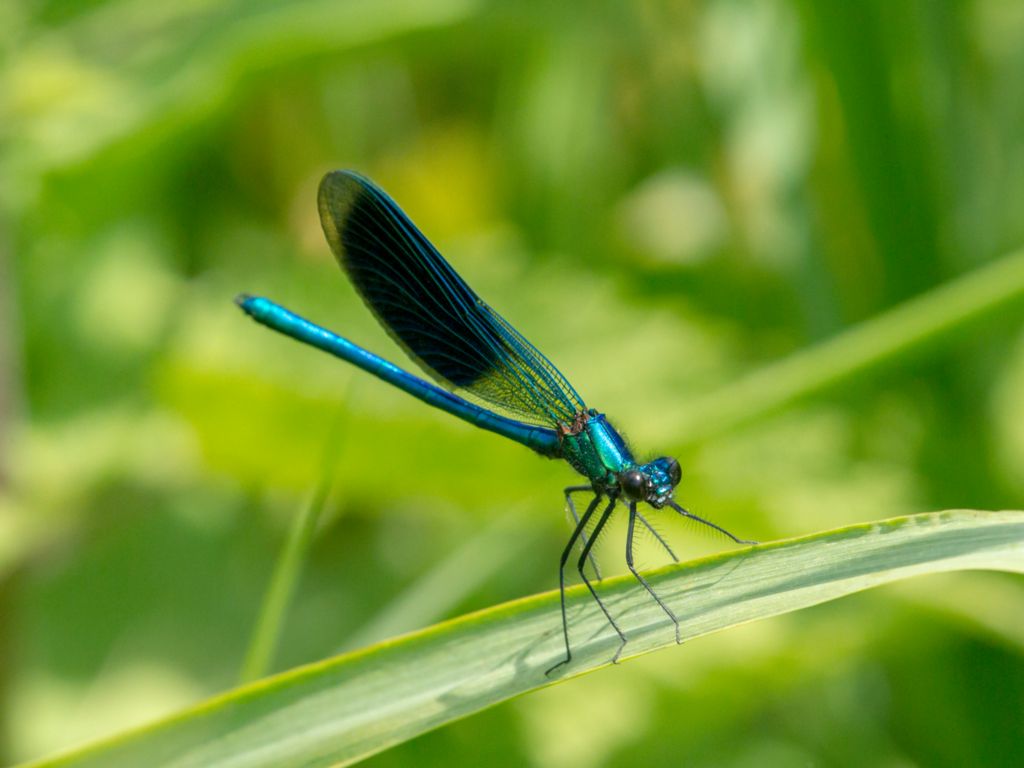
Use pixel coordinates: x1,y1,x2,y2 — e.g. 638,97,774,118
677,248,1024,444
343,511,538,650
239,411,345,683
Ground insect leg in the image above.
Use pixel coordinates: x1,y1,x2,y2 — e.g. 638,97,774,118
564,485,602,580
627,502,683,644
576,498,629,663
546,493,603,676
667,500,758,545
634,506,678,562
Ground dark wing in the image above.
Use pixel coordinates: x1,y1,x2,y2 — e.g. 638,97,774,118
317,170,585,427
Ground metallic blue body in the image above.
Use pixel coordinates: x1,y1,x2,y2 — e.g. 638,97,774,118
236,172,694,503
237,170,751,676
237,297,680,500
238,295,562,459
560,413,678,505
636,456,682,507
561,412,633,485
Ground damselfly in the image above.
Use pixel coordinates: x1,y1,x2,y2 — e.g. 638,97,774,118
237,170,753,673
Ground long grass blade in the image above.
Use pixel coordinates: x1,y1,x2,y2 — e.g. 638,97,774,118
24,509,1023,768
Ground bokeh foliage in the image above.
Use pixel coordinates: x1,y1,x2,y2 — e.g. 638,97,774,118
2,0,1023,765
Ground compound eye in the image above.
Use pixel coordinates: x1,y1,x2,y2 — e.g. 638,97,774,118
666,457,682,487
620,469,648,501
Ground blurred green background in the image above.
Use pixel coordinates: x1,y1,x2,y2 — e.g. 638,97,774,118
2,0,1024,765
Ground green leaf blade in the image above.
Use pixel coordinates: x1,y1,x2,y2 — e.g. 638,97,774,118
24,510,1024,768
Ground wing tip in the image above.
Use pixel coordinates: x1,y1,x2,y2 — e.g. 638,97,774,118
318,169,371,255
318,169,366,209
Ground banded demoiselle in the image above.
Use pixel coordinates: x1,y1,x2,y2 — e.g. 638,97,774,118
237,170,753,673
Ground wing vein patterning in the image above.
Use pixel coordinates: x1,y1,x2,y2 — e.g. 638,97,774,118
317,170,586,427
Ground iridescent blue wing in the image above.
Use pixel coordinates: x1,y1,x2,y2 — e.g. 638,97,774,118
317,170,585,428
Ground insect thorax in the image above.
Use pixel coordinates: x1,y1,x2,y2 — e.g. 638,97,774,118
559,411,635,488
